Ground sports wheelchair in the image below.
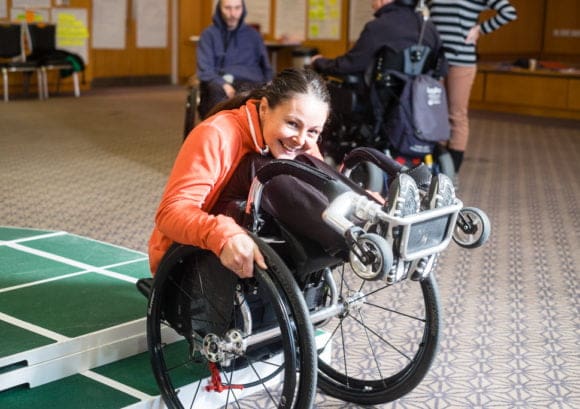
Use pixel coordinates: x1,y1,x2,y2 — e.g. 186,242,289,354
138,147,490,409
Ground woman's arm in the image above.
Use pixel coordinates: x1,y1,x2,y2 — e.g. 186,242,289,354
154,121,266,277
154,124,244,257
479,0,517,35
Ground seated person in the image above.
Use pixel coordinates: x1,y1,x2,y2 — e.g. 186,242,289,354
196,0,273,121
149,68,347,278
311,0,446,103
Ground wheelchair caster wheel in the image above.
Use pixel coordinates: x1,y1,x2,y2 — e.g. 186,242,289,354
349,233,393,280
453,207,490,248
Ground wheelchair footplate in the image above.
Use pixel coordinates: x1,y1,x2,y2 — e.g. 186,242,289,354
323,182,489,284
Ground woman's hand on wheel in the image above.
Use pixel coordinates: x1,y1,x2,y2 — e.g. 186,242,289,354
220,233,267,278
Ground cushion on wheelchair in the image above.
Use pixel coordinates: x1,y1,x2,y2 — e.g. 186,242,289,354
162,248,236,337
213,197,341,281
268,220,343,281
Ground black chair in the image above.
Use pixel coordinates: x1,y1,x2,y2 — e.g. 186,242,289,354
27,23,82,98
0,23,43,102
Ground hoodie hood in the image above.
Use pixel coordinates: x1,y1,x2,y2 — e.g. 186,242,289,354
213,0,247,32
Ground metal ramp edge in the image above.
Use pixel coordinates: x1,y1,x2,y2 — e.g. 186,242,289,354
0,318,147,392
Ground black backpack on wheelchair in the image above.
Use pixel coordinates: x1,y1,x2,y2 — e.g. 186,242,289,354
321,3,453,181
321,42,448,162
370,44,450,158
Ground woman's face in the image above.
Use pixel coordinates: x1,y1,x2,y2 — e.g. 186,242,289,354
259,94,328,160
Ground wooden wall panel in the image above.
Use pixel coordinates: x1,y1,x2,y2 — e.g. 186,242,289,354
477,0,545,59
178,0,199,83
543,0,580,57
568,79,580,110
470,72,485,102
485,73,569,109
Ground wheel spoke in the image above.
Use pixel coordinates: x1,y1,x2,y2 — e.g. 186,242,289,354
348,307,413,362
317,268,440,405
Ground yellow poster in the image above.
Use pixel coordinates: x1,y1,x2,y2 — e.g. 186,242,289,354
308,0,341,40
56,12,89,47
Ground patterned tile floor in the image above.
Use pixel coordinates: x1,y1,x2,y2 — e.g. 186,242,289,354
0,87,578,408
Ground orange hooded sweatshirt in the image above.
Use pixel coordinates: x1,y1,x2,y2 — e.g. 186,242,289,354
148,99,322,274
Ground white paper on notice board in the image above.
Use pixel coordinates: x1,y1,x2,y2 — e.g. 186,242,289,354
136,0,167,48
275,0,306,41
0,0,7,19
12,0,50,7
10,7,50,22
308,0,342,40
92,0,127,49
349,0,373,42
245,0,270,34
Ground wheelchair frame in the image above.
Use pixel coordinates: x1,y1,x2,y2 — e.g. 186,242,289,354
142,147,489,408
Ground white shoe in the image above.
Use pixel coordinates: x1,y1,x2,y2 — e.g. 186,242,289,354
383,173,420,284
385,173,420,217
426,173,456,209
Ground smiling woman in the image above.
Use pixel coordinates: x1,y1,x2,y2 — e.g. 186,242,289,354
148,68,342,278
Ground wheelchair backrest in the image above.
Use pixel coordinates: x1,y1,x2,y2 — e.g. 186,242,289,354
371,44,436,88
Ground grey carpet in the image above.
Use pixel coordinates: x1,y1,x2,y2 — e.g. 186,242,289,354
1,87,578,408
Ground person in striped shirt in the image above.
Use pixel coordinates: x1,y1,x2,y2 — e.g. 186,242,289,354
429,0,517,175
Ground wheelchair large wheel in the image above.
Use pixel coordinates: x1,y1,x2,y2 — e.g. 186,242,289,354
315,266,441,405
147,238,317,409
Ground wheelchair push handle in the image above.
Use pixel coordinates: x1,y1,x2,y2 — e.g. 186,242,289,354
253,159,351,197
244,159,352,232
341,147,405,179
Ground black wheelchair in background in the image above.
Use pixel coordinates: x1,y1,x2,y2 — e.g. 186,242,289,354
138,147,490,408
183,76,201,139
319,41,455,194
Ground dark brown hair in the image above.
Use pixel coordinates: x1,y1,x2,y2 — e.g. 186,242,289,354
207,67,330,117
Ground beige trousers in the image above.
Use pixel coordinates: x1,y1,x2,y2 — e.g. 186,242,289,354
445,65,477,152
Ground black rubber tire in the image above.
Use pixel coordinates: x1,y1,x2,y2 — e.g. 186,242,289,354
316,270,441,405
349,233,393,281
453,206,491,249
147,238,317,409
349,161,385,194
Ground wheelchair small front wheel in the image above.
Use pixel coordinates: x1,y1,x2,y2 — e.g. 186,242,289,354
349,233,393,281
453,206,491,249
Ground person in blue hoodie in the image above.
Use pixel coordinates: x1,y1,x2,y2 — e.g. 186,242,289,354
196,0,273,119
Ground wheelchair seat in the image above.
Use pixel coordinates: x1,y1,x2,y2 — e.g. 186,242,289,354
267,221,343,282
212,195,343,283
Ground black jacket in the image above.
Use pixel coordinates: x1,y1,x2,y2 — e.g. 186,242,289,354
313,3,445,77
